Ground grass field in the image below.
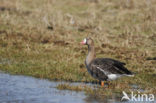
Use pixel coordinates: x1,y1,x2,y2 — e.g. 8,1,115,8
0,0,156,96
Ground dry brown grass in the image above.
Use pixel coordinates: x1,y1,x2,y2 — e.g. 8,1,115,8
0,0,156,96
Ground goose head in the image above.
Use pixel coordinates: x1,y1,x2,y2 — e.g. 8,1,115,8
80,37,94,46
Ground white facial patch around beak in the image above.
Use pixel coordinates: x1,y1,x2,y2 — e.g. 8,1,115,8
83,38,87,44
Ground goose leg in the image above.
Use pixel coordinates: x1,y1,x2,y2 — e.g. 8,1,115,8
101,81,104,86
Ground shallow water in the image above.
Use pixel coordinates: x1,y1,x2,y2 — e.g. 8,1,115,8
0,72,155,103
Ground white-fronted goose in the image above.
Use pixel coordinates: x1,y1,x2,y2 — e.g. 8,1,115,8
80,37,134,86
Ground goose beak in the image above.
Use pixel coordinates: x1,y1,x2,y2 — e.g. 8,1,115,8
80,38,87,45
80,41,85,45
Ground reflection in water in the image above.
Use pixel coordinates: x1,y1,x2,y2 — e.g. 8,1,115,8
0,72,155,103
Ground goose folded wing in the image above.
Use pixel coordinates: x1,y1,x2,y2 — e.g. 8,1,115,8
90,58,132,75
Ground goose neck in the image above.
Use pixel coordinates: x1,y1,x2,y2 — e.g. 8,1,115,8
86,45,95,65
